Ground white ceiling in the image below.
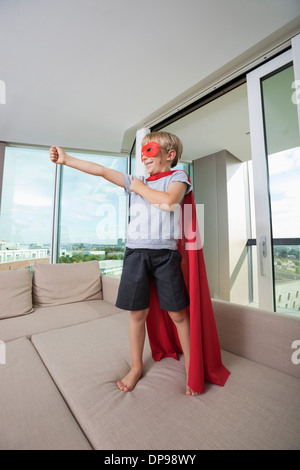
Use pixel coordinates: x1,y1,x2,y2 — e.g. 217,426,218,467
0,0,300,156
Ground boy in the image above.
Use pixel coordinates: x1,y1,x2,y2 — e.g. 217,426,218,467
50,132,196,395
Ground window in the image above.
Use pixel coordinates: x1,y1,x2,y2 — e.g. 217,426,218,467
0,146,54,270
58,152,128,277
248,48,300,313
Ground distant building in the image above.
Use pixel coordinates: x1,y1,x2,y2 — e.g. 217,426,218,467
0,248,48,264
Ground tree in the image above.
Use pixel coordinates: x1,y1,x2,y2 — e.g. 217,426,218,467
278,249,287,258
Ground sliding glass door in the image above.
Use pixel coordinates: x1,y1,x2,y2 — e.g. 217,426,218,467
247,36,300,313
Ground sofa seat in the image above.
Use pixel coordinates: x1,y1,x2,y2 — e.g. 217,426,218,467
0,299,121,343
0,337,92,450
31,312,300,450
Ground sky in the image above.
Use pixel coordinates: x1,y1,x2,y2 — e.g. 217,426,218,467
0,147,128,246
60,152,127,245
268,146,300,239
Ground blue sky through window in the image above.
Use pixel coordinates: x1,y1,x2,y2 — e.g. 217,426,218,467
0,147,54,245
268,146,300,238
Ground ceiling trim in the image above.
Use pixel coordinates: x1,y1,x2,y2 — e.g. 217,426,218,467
151,76,247,132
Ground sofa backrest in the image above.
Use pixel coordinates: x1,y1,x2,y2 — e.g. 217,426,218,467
212,299,300,379
101,275,120,305
0,261,103,319
32,261,103,307
0,269,34,319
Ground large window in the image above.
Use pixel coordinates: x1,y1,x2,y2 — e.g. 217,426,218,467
247,44,300,313
261,64,300,313
0,146,54,270
58,152,128,277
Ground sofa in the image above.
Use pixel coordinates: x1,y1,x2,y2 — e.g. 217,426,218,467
0,260,299,450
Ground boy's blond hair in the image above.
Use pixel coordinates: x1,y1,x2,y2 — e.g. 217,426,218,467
141,131,183,168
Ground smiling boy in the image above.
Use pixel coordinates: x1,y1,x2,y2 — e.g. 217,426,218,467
115,132,194,394
50,132,197,395
50,132,230,395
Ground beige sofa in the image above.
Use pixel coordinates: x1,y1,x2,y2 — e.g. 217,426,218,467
0,261,299,450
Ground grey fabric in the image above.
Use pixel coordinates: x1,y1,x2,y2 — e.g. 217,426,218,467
0,299,122,342
101,275,121,305
32,260,102,307
0,337,91,450
123,170,192,250
32,313,300,450
212,299,300,379
0,269,33,319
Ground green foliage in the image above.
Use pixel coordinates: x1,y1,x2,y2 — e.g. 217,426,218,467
59,253,103,264
59,249,124,264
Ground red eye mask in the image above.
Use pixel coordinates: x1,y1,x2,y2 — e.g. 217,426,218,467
141,142,160,161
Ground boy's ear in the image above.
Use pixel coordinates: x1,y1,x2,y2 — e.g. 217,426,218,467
167,149,176,162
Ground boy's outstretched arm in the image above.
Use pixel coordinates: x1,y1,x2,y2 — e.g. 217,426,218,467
49,146,125,188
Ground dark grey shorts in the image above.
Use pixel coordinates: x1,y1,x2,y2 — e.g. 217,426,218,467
116,248,190,312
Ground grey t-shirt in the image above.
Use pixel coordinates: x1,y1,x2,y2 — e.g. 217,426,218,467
123,170,192,250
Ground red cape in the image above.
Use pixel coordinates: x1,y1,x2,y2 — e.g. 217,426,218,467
145,170,230,393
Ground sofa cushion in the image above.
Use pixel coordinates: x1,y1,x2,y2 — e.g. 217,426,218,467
0,269,33,319
0,299,122,343
101,275,120,305
32,313,300,450
0,337,91,450
33,260,102,307
212,299,300,379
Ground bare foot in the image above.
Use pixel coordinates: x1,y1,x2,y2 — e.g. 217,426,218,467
186,385,199,396
117,367,143,392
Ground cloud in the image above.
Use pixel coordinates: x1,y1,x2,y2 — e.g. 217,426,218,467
268,149,296,175
268,147,300,238
13,191,52,207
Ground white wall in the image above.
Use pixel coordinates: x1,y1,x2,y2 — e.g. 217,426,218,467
194,150,250,304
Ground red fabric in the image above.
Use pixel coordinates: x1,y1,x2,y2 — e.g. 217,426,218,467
141,142,160,161
145,170,230,393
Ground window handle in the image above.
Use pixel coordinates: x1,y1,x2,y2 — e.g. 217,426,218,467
259,235,267,276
